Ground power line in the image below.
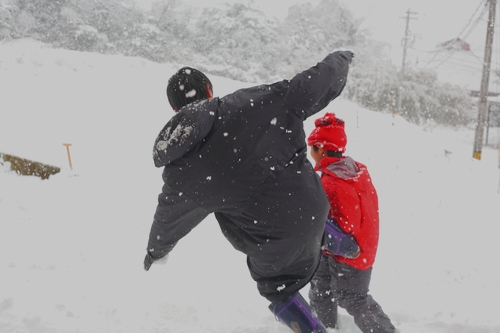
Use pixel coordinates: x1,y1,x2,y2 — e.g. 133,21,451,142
417,0,487,70
423,49,484,71
459,0,488,39
462,3,489,40
417,2,489,71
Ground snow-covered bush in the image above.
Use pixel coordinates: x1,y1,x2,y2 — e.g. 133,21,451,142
5,0,474,127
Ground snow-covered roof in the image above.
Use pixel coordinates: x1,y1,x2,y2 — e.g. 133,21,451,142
438,38,471,52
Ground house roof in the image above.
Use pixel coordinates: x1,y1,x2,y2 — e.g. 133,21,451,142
438,38,471,52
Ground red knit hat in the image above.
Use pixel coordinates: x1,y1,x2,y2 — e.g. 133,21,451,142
307,112,347,152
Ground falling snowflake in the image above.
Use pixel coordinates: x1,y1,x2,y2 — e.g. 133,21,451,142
185,89,196,98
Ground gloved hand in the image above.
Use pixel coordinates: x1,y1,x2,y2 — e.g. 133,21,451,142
144,253,169,271
337,50,354,64
323,216,360,259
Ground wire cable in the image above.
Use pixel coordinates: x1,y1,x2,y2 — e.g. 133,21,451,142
422,0,489,70
459,0,489,39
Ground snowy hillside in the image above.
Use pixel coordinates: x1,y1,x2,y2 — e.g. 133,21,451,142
1,39,500,333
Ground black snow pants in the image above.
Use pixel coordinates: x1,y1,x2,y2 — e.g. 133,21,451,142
214,158,329,303
150,154,329,303
309,254,395,333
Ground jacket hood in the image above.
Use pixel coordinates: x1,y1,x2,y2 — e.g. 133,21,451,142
317,156,359,180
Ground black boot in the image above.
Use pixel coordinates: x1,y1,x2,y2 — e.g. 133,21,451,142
269,292,328,333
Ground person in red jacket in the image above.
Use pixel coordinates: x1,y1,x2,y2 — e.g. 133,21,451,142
307,112,396,333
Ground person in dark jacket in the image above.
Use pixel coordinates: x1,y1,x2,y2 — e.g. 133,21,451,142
144,50,353,333
307,113,396,333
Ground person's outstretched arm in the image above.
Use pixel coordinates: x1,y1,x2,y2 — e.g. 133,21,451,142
283,50,353,120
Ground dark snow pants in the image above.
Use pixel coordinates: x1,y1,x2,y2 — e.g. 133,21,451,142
214,160,329,303
309,254,395,333
149,156,329,303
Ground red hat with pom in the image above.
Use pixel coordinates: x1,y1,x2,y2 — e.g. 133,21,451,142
307,112,347,153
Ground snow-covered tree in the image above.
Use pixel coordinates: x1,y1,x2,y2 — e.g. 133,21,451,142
144,0,194,63
0,0,16,40
191,3,284,82
4,0,474,127
13,0,69,42
281,0,363,73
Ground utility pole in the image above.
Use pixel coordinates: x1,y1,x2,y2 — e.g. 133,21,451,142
398,9,418,114
401,9,417,75
473,0,496,160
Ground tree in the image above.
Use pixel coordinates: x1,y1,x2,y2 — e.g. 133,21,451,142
281,0,364,73
5,0,473,127
13,0,69,42
191,3,284,82
0,0,16,40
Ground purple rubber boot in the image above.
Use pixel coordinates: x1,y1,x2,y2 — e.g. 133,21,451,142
269,292,327,333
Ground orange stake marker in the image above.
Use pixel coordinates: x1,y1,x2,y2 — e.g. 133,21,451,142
63,143,73,170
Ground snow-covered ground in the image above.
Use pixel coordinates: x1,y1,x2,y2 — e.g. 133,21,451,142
1,39,500,333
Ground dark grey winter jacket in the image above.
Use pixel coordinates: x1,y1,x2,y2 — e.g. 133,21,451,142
152,51,351,209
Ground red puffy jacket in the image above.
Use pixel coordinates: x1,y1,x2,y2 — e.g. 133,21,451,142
316,156,379,270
